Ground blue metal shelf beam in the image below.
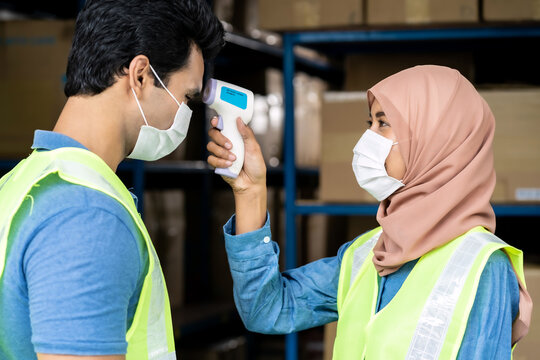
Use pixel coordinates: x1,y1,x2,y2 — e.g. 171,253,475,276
282,26,540,360
288,26,540,44
293,203,540,216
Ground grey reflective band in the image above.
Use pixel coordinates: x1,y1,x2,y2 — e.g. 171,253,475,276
147,259,169,359
405,232,507,360
0,172,12,192
350,230,381,287
152,353,176,360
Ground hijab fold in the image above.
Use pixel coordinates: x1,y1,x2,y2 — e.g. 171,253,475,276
367,65,531,344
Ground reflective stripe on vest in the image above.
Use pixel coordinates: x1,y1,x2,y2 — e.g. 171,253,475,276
406,232,505,359
350,230,381,288
333,226,526,360
0,148,175,360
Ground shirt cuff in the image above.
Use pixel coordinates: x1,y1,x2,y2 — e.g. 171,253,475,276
223,212,274,258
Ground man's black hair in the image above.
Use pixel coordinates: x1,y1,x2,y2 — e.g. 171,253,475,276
64,0,225,97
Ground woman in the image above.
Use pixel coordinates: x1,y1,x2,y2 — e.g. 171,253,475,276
206,65,532,359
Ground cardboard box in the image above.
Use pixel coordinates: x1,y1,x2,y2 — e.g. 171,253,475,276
323,321,337,360
258,0,363,31
483,0,540,22
367,0,478,25
513,264,540,360
344,52,475,91
320,88,540,204
319,92,377,203
0,20,74,159
480,88,540,203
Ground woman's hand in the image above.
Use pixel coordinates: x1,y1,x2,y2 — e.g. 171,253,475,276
207,116,267,233
207,116,267,193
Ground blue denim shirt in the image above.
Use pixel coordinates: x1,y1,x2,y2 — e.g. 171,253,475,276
223,214,519,359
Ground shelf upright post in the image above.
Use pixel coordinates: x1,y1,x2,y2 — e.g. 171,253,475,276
283,32,299,360
133,159,145,216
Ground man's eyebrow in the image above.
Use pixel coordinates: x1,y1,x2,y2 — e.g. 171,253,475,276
187,88,201,98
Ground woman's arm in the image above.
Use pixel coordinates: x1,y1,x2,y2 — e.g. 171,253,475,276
223,215,350,334
207,116,267,234
207,116,348,333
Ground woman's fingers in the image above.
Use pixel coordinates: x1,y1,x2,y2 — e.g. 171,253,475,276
207,154,233,169
208,117,232,150
206,141,236,162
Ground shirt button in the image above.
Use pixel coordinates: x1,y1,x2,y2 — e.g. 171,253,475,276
263,236,270,243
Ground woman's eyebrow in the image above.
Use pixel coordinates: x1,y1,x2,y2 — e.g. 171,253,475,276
368,111,386,118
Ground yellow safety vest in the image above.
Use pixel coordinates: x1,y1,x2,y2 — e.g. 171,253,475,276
0,148,176,360
333,226,526,360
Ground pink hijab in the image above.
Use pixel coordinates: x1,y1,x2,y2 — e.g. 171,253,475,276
368,65,532,343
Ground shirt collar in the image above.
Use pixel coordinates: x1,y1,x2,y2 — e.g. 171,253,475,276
31,130,88,151
30,130,139,206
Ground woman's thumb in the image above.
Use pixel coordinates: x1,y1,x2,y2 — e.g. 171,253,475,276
237,117,252,141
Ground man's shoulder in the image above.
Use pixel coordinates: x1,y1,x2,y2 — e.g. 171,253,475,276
18,172,139,235
37,173,124,206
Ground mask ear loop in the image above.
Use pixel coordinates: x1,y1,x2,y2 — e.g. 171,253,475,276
131,88,149,126
149,65,181,107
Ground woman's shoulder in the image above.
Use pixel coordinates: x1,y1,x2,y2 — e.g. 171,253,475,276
480,249,519,292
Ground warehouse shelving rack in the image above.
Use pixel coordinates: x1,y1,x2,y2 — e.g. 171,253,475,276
281,25,540,360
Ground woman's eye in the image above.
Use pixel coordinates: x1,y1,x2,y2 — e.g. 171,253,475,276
366,120,373,128
379,120,389,127
185,94,192,101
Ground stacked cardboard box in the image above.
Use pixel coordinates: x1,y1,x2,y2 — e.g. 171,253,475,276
513,264,540,360
344,52,475,91
258,0,363,31
319,88,540,204
366,0,478,25
481,88,540,203
483,0,540,22
0,20,74,159
319,92,376,203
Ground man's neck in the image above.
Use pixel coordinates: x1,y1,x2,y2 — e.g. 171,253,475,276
53,90,128,172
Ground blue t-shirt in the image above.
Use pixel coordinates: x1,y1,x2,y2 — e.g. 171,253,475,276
223,214,520,359
0,131,148,359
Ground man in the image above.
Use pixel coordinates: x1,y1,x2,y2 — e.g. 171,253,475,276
0,0,224,359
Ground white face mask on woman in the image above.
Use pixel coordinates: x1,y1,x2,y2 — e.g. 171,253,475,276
352,129,405,201
128,65,193,161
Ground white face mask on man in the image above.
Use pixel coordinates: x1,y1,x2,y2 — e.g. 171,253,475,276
352,129,405,201
128,65,193,161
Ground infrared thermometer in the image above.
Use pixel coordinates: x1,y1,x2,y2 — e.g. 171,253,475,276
203,78,254,178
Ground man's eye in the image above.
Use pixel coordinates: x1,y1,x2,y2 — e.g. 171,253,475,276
366,120,373,127
185,94,192,101
379,120,389,127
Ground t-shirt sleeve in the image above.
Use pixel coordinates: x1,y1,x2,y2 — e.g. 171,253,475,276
24,206,143,355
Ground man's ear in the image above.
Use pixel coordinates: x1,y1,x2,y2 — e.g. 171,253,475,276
128,55,151,97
